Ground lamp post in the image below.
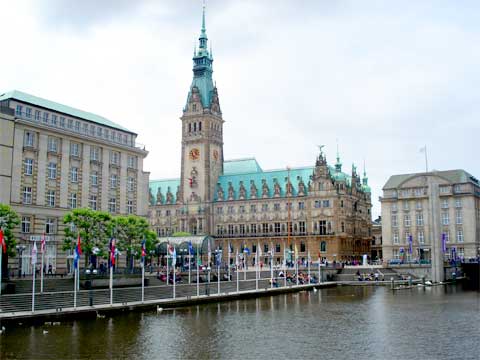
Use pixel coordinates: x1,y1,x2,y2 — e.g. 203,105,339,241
16,245,26,278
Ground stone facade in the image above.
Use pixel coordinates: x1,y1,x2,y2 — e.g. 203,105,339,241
0,92,149,275
380,170,480,281
148,8,372,264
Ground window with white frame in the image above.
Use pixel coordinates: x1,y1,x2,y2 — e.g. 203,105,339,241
90,147,100,161
74,121,80,132
298,201,305,210
414,188,423,196
391,214,398,227
455,210,462,225
110,174,118,189
403,200,409,211
97,127,103,137
457,247,464,258
393,232,399,244
405,231,411,243
34,110,41,121
59,117,65,127
322,200,330,207
43,112,49,123
110,151,120,165
25,107,32,118
418,231,425,244
391,203,398,212
89,195,97,210
444,231,450,243
15,104,23,116
46,190,55,207
127,200,133,214
455,198,462,208
314,200,321,208
393,249,399,259
239,205,245,213
227,206,234,214
91,171,98,186
89,125,95,136
216,207,223,214
416,201,422,210
442,199,449,209
250,204,256,213
45,218,55,234
454,185,461,193
21,216,31,233
82,123,88,134
67,119,73,129
441,211,449,225
23,187,32,204
47,137,58,152
127,155,136,169
404,214,411,227
51,114,57,126
24,158,33,175
261,204,268,212
127,177,135,192
69,193,77,209
24,131,34,147
47,162,57,179
456,229,464,242
70,167,78,183
440,186,450,194
273,203,280,211
108,198,116,213
416,212,424,226
70,142,80,157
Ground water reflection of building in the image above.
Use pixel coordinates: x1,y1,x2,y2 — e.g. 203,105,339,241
380,170,480,281
148,5,373,264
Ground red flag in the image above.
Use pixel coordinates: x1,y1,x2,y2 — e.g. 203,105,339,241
0,229,6,254
110,238,116,266
77,234,82,256
41,232,46,254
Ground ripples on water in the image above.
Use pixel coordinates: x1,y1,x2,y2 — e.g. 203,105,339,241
1,285,479,360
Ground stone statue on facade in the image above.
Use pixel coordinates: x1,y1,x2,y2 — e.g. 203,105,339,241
273,179,281,197
149,188,154,205
250,180,257,199
239,181,247,200
262,179,269,198
176,187,180,204
156,187,164,205
286,179,293,196
189,167,198,188
217,183,224,200
228,182,235,200
166,187,173,204
298,179,306,195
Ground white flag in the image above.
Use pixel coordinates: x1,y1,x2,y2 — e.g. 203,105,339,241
31,242,37,265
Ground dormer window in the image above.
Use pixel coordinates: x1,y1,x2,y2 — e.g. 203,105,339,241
192,104,197,112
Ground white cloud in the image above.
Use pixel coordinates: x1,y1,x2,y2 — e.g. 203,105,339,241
1,0,479,218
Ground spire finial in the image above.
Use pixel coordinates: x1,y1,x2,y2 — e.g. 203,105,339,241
202,0,206,32
335,139,342,172
363,159,366,178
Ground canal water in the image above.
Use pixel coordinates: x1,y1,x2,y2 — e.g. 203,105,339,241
1,285,479,359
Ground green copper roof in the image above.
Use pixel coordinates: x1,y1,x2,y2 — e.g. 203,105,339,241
0,90,133,133
383,169,478,190
224,158,263,175
149,178,180,205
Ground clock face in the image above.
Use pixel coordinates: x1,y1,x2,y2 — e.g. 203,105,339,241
189,148,200,160
213,149,219,161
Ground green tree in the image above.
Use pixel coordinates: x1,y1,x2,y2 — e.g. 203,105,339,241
63,208,113,267
0,203,20,279
114,215,156,271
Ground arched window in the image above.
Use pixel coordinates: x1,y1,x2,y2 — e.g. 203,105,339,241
320,241,327,252
199,121,202,131
193,122,197,132
188,123,191,133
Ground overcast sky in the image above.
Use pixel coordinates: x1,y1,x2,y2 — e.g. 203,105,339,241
1,0,479,217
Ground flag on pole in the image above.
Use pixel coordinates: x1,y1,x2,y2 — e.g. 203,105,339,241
0,228,6,254
172,246,177,267
109,237,116,267
73,243,80,269
442,233,446,253
141,238,146,263
408,235,413,254
77,233,82,256
41,233,46,254
31,241,38,265
188,241,194,256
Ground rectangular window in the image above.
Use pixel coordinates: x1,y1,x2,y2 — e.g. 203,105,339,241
43,112,49,123
46,190,55,207
404,215,411,227
262,204,268,212
74,121,80,132
391,215,398,227
127,177,135,192
23,187,32,204
59,117,65,127
314,200,321,208
239,224,245,234
442,199,449,209
298,202,305,210
110,174,118,189
239,205,245,213
47,137,58,152
24,158,33,175
34,110,41,121
67,119,73,129
21,216,31,233
418,231,425,244
391,203,398,212
91,147,100,161
97,127,103,137
250,205,256,213
274,222,280,233
25,107,32,118
416,201,422,210
341,222,345,233
127,156,137,169
127,200,134,214
416,212,424,226
319,220,327,235
70,167,78,183
89,195,97,210
444,231,450,243
251,224,257,234
15,104,23,116
70,143,80,157
262,223,269,234
299,221,306,234
276,243,281,253
455,198,462,208
109,198,116,213
47,162,57,179
456,229,464,242
45,218,55,234
110,151,120,165
441,211,449,225
403,200,409,210
24,131,34,147
322,200,330,207
455,210,462,225
82,123,88,134
274,203,280,211
228,206,234,214
286,202,292,211
216,207,223,214
89,125,95,136
51,114,57,126
393,249,399,259
91,171,98,186
458,247,464,258
393,232,399,244
69,193,77,209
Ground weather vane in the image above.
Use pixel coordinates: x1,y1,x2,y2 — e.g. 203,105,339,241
317,145,325,155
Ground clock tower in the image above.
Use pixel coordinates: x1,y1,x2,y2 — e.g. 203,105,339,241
179,3,224,232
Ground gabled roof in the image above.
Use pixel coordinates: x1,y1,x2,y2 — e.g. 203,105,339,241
149,178,180,205
383,169,478,190
0,90,133,133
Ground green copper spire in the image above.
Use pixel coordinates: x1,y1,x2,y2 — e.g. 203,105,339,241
185,1,215,110
335,141,342,172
